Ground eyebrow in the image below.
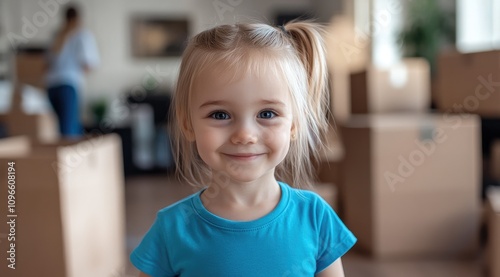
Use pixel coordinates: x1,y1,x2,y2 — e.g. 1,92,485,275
198,100,229,109
260,99,286,106
198,99,286,109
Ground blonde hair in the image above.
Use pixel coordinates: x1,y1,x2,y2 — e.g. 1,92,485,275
171,20,329,188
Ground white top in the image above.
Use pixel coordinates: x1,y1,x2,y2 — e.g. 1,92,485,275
45,28,99,89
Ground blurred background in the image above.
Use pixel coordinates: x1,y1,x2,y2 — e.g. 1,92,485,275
0,0,500,276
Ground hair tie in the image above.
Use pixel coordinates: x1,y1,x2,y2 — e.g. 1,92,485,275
278,25,289,36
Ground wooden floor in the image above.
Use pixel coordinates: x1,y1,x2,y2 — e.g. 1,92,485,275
124,174,487,277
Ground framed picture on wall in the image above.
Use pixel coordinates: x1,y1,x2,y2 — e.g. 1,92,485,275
131,16,189,57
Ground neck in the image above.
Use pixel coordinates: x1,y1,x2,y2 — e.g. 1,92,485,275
202,174,280,207
200,175,282,222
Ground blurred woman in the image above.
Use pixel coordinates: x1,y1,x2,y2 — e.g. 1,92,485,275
45,5,99,138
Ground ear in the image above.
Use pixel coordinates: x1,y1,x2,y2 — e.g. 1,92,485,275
181,118,196,142
290,123,297,141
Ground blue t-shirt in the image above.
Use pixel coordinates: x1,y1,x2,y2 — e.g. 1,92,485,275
130,182,356,277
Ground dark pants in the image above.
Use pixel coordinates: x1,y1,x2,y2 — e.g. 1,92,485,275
47,84,83,137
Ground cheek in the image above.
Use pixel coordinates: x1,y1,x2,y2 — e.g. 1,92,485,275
262,125,291,150
195,139,216,166
193,126,224,154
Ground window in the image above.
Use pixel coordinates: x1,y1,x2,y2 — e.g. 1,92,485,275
457,0,500,53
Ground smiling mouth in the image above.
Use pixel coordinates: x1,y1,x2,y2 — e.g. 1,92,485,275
223,153,264,160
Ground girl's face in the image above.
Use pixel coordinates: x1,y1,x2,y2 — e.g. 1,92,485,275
186,65,295,185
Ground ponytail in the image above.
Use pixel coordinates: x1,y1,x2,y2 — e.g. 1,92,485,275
284,21,330,148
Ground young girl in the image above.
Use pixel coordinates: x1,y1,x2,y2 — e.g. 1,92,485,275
131,20,356,277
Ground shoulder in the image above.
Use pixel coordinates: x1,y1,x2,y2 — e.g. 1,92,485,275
281,182,337,224
73,28,96,42
155,192,200,225
284,183,331,210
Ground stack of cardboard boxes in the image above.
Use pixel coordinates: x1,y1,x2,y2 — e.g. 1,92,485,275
315,16,370,213
0,135,126,277
323,16,482,259
0,53,59,143
0,51,127,276
436,50,500,273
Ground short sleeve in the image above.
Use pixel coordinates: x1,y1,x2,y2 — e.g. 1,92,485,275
130,214,175,277
315,198,357,273
78,30,100,69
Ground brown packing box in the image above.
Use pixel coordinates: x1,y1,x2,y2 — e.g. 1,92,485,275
0,134,126,277
350,58,431,114
316,128,344,185
487,188,500,277
0,111,59,143
311,183,338,212
16,52,46,90
436,50,500,117
0,85,59,143
315,127,345,215
0,136,31,157
342,114,481,258
491,140,500,181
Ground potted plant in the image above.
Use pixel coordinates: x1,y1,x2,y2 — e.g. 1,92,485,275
90,97,108,125
398,0,456,75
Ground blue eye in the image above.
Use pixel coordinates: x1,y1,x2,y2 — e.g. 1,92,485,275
258,110,276,119
210,111,230,120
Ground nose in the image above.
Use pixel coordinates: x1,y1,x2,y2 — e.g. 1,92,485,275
230,121,258,145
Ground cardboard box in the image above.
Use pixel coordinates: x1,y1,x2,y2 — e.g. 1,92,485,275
312,183,338,212
324,16,370,123
491,140,500,181
487,187,500,277
315,128,345,215
342,114,481,258
0,134,126,277
0,85,59,143
15,52,46,90
316,160,342,197
0,136,31,157
350,58,431,114
0,111,59,143
316,128,344,185
436,50,500,117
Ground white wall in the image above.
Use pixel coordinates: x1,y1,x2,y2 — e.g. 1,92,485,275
0,0,10,77
1,0,341,121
